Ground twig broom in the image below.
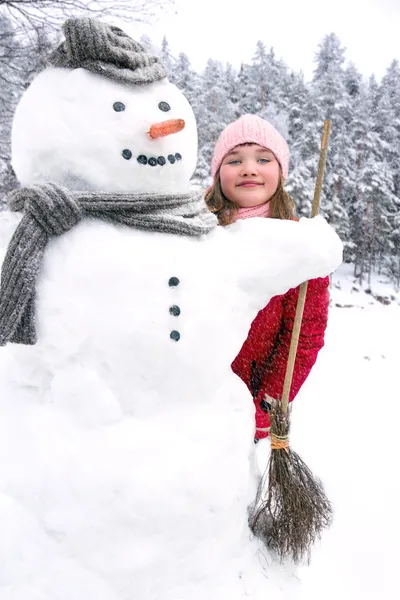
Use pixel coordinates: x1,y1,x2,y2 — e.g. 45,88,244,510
249,120,333,563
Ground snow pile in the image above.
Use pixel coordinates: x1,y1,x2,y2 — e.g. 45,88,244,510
292,301,400,599
0,213,341,600
3,208,396,600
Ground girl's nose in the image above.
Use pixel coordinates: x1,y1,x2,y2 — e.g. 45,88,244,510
147,119,185,139
240,160,258,176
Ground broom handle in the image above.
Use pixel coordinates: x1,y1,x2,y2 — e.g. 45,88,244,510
281,120,331,413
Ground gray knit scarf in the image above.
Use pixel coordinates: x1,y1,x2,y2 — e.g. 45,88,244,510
0,184,216,347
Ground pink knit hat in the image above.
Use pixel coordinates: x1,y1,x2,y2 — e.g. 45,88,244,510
211,114,290,181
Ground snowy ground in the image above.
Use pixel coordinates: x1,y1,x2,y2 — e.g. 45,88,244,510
0,216,399,598
275,264,400,598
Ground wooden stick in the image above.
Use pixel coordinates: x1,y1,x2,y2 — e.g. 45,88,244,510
281,120,331,413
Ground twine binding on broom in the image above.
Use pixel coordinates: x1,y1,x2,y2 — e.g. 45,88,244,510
270,433,289,453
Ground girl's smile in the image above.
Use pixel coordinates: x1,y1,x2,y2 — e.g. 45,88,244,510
237,180,264,187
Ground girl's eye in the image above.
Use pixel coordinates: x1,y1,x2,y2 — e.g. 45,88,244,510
113,101,126,112
258,158,271,163
228,160,241,165
158,101,171,112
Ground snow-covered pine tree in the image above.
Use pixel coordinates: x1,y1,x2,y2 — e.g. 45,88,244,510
0,15,54,204
351,78,397,283
160,36,176,82
372,63,400,283
350,82,373,277
224,63,240,119
245,42,289,129
172,52,199,109
379,60,400,199
237,62,255,115
264,48,292,116
0,14,19,205
285,72,320,217
247,41,271,115
311,33,352,246
193,59,235,186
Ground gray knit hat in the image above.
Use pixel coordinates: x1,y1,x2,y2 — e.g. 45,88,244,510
48,17,167,85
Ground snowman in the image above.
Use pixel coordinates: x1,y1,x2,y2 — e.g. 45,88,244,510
0,18,342,600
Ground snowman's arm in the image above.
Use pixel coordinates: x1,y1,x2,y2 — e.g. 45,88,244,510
228,215,342,300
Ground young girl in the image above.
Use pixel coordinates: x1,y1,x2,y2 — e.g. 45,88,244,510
205,114,330,441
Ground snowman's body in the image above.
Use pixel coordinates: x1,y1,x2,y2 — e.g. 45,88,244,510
0,60,342,600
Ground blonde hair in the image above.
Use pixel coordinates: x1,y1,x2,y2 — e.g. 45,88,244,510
205,169,296,226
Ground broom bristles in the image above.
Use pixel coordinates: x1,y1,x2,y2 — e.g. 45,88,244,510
249,401,333,563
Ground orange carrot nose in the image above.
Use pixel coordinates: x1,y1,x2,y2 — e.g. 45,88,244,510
147,119,185,139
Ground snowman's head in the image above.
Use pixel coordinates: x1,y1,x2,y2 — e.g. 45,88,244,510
11,18,198,195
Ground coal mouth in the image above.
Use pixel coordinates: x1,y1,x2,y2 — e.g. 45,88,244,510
121,150,182,165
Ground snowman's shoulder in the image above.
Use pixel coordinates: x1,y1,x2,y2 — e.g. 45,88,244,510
207,217,298,248
202,218,296,258
224,215,333,244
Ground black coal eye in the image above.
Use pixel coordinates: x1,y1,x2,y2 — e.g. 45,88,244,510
158,101,171,112
113,102,126,112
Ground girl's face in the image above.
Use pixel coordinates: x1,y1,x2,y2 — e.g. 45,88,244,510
219,143,280,208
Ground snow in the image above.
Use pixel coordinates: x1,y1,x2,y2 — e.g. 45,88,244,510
11,68,198,194
0,208,341,600
0,210,21,266
331,262,400,308
1,226,398,599
297,300,400,598
1,216,398,600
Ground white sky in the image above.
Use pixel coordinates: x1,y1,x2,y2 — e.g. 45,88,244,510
131,0,399,81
